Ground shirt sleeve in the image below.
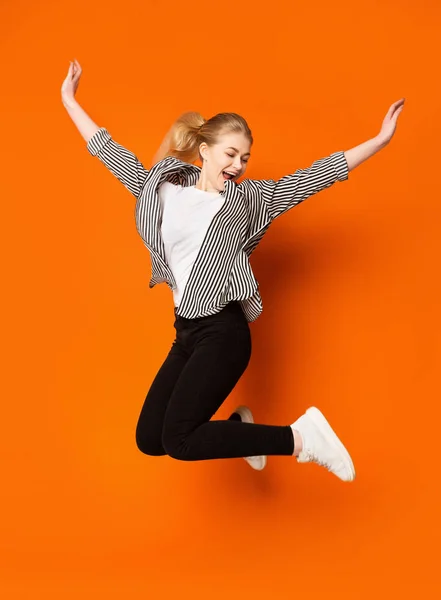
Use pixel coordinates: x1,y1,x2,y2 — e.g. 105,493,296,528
87,128,149,199
253,151,349,221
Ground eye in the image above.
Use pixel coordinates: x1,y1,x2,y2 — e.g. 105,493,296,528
226,153,249,163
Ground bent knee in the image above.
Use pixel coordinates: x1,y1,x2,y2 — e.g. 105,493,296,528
135,429,165,456
161,430,190,461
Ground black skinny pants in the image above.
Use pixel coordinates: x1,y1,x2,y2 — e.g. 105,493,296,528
135,301,294,461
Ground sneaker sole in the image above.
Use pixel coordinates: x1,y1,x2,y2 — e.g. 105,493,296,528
234,405,268,471
306,407,355,481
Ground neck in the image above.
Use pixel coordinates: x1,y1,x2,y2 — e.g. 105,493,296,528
196,168,223,193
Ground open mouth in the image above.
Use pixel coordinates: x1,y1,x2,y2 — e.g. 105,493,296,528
223,171,237,180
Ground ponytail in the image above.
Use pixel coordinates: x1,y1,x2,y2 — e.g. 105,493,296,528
151,111,205,165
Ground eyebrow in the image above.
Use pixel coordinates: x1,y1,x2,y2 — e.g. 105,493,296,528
227,146,251,157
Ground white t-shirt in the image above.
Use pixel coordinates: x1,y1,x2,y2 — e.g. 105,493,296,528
158,181,225,307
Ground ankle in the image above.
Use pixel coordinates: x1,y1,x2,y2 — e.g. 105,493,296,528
291,428,303,456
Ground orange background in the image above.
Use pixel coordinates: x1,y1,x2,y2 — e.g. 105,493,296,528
2,0,440,598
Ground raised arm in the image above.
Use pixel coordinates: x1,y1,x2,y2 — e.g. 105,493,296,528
254,98,405,222
255,151,349,221
61,59,149,199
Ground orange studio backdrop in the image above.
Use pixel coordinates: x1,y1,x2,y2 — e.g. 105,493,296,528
1,0,440,598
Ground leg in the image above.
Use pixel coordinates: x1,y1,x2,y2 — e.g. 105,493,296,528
135,339,189,456
161,318,295,461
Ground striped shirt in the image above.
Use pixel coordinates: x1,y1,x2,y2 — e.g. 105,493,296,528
87,128,349,322
158,182,225,308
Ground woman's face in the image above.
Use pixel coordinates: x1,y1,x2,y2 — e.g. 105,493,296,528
199,132,252,191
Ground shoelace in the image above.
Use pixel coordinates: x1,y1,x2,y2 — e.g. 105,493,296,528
304,450,332,471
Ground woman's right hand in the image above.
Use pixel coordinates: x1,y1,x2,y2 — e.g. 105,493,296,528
61,59,82,105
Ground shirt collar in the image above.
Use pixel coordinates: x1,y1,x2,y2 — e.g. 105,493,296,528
153,156,242,198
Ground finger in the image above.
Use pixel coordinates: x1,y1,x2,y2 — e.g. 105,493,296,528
388,100,403,119
67,63,75,80
392,106,404,121
393,103,405,117
388,98,404,116
386,101,398,117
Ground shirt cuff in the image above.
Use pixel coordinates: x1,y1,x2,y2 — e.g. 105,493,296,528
330,151,349,182
87,127,111,156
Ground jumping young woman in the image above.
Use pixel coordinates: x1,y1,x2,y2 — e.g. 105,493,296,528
61,59,404,482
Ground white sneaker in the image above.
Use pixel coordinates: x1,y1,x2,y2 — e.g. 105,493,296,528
291,407,355,482
234,405,267,471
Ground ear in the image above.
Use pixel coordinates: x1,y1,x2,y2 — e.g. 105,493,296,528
199,142,208,161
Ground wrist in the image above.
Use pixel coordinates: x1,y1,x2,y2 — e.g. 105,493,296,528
62,96,78,109
374,134,389,149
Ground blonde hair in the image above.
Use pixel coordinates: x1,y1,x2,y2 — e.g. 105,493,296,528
152,111,253,165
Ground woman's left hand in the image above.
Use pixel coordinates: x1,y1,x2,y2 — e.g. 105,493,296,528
378,98,405,145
